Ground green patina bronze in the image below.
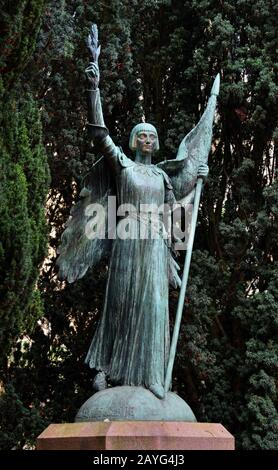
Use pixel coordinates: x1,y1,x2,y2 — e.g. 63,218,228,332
57,25,219,409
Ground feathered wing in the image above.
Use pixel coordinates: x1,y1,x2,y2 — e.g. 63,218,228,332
56,157,114,283
157,74,220,201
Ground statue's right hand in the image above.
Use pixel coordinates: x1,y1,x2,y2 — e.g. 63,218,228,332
85,62,100,88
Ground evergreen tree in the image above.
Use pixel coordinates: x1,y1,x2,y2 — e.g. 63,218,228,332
169,0,278,450
0,1,50,447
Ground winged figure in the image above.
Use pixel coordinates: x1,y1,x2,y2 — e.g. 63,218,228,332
57,25,219,399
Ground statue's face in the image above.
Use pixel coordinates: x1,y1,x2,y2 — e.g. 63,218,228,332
136,130,158,155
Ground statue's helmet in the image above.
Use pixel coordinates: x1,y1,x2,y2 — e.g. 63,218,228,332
129,123,159,152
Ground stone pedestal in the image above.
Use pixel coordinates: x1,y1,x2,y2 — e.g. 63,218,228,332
37,421,235,450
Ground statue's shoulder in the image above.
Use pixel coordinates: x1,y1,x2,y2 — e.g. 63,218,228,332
155,165,173,190
117,147,134,168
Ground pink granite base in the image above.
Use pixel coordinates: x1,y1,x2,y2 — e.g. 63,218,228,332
37,421,234,450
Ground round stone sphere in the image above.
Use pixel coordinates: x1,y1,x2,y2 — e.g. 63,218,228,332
75,386,196,422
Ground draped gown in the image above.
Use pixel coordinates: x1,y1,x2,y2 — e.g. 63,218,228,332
85,142,175,391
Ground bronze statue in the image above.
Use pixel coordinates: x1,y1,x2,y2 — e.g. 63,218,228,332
57,25,219,404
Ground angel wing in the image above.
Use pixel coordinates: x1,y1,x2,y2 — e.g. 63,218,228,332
56,157,114,283
157,74,220,202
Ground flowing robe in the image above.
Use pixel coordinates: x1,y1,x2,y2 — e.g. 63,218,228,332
85,141,175,390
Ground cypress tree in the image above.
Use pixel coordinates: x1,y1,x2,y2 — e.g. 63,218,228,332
0,1,50,447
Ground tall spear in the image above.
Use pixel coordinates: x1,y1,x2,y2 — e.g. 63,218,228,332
164,74,220,394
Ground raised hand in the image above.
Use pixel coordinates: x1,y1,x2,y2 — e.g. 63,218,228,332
86,24,101,90
85,62,100,89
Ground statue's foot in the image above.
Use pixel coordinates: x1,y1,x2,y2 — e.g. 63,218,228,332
149,383,165,399
93,371,107,392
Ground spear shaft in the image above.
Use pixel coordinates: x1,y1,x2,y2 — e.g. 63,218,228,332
164,73,220,395
164,177,203,394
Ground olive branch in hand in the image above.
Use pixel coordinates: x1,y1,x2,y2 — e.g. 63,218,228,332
87,24,101,63
85,24,101,89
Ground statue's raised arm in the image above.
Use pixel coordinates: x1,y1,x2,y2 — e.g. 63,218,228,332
85,25,131,173
85,25,108,143
86,24,101,77
56,25,116,283
56,25,134,283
